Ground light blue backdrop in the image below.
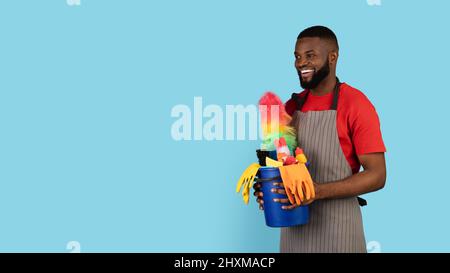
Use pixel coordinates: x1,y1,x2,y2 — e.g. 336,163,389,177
0,0,448,252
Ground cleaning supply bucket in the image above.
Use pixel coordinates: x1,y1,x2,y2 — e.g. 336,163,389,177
257,166,309,227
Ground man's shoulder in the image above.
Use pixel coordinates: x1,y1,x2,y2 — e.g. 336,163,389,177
285,90,307,116
340,82,374,108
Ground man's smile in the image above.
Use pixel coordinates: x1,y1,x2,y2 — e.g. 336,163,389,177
300,68,315,80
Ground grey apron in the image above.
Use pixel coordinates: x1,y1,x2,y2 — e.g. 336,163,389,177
280,79,367,253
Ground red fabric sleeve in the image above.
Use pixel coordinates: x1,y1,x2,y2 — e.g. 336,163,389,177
348,94,386,155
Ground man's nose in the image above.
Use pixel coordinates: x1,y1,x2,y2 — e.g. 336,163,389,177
295,59,309,69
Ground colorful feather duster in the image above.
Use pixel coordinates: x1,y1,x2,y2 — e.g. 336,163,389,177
258,92,297,151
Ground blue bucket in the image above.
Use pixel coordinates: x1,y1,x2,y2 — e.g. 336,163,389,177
257,166,309,227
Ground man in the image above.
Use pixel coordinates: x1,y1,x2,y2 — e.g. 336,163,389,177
254,26,386,253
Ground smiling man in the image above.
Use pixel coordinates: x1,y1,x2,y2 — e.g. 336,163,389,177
254,26,387,253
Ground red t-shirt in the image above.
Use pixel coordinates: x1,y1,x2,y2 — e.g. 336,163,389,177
285,82,386,174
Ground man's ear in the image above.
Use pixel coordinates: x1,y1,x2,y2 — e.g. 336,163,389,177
328,50,339,65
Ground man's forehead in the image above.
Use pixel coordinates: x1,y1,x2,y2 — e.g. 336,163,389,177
295,37,327,53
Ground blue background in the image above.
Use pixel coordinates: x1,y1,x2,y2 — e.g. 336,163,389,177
0,0,448,252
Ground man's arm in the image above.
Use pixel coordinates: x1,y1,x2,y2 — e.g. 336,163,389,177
271,152,386,209
315,152,386,200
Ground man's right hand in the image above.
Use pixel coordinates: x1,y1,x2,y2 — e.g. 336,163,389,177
253,182,264,210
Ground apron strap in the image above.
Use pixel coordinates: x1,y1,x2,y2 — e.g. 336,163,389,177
357,197,367,207
291,77,341,111
291,91,308,111
330,77,341,111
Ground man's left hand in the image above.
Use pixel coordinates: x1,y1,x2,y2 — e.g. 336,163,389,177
272,182,319,210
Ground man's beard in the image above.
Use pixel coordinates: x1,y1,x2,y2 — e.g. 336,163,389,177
299,59,330,89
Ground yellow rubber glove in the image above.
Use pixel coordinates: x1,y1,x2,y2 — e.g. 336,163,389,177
236,163,260,204
278,163,315,206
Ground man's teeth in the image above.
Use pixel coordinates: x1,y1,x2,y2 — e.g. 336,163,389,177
301,69,314,74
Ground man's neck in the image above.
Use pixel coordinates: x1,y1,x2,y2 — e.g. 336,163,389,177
310,75,337,96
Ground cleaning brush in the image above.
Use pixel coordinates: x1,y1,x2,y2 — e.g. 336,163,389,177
258,92,297,151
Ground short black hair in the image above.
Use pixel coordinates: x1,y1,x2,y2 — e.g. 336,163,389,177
297,26,339,50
